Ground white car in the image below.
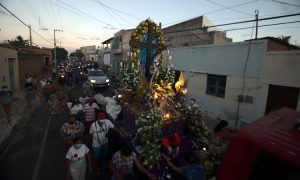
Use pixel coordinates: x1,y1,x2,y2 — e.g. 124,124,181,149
87,69,110,88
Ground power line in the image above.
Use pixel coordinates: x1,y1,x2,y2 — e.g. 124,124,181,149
96,1,124,28
163,20,300,40
164,13,300,34
164,0,259,26
0,3,53,45
224,20,300,32
92,0,136,26
92,0,141,21
266,0,300,8
57,0,114,28
206,0,253,16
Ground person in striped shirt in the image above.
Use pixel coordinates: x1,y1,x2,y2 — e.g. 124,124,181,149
83,97,99,133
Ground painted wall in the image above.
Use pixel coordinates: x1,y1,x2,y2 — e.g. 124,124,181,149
263,51,300,88
0,47,20,91
262,50,300,111
170,41,268,126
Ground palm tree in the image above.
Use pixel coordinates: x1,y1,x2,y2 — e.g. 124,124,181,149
278,35,291,44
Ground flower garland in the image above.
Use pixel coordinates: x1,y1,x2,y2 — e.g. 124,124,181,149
174,102,225,178
130,19,165,68
137,111,162,169
156,67,175,84
121,69,140,90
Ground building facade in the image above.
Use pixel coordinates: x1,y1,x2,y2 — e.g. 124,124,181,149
97,38,113,74
163,16,232,48
170,39,300,128
110,29,134,76
18,47,52,89
80,45,96,62
0,46,20,91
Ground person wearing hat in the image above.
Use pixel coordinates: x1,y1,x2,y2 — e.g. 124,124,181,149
89,112,119,173
0,85,13,123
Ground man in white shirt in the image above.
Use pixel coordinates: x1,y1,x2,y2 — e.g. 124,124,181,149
89,112,120,172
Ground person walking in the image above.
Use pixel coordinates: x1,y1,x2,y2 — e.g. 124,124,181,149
24,74,33,89
161,153,206,180
43,81,54,100
109,142,157,180
89,112,119,173
32,74,38,91
69,98,83,120
26,86,38,115
0,85,13,123
61,115,84,150
66,137,92,180
82,97,99,132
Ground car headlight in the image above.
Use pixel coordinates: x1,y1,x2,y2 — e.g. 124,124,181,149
105,79,109,83
90,80,96,83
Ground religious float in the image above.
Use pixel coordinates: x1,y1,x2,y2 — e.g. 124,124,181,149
113,19,225,179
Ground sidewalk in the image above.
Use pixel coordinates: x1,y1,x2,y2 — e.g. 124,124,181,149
0,91,42,151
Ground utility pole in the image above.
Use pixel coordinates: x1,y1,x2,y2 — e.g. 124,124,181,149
255,10,259,39
54,29,63,67
29,25,32,47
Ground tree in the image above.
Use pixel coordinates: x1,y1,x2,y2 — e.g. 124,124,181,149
2,35,31,48
51,47,68,64
278,35,291,44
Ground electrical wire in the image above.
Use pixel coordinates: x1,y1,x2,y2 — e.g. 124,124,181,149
93,0,136,26
266,0,300,8
163,0,259,26
96,1,124,28
57,0,114,28
92,0,141,21
0,3,53,45
206,0,253,16
234,21,255,129
164,13,300,34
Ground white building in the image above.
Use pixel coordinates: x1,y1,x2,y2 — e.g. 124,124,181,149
170,39,300,128
80,45,96,62
110,29,134,76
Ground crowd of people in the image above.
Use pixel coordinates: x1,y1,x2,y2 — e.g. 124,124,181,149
1,62,213,180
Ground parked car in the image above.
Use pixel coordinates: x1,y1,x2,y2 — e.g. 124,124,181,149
87,69,110,88
216,107,300,180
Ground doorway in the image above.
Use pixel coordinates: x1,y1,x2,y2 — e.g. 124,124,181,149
265,85,299,114
8,58,15,91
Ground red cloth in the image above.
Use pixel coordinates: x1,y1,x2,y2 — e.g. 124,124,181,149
161,138,170,148
98,112,106,120
170,132,181,148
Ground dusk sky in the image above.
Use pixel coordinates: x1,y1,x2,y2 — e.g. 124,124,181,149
1,0,300,52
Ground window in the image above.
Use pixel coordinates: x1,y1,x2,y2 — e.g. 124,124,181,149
206,74,226,98
88,70,105,76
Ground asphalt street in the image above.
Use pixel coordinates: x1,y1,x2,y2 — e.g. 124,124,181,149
0,85,113,180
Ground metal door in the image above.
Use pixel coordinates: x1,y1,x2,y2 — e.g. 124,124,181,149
8,58,15,91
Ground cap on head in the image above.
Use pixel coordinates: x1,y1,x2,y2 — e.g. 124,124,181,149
98,112,106,120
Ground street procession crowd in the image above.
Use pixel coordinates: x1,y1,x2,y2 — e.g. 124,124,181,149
18,60,159,180
0,59,232,180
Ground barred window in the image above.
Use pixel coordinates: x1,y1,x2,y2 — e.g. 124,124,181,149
206,74,227,98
